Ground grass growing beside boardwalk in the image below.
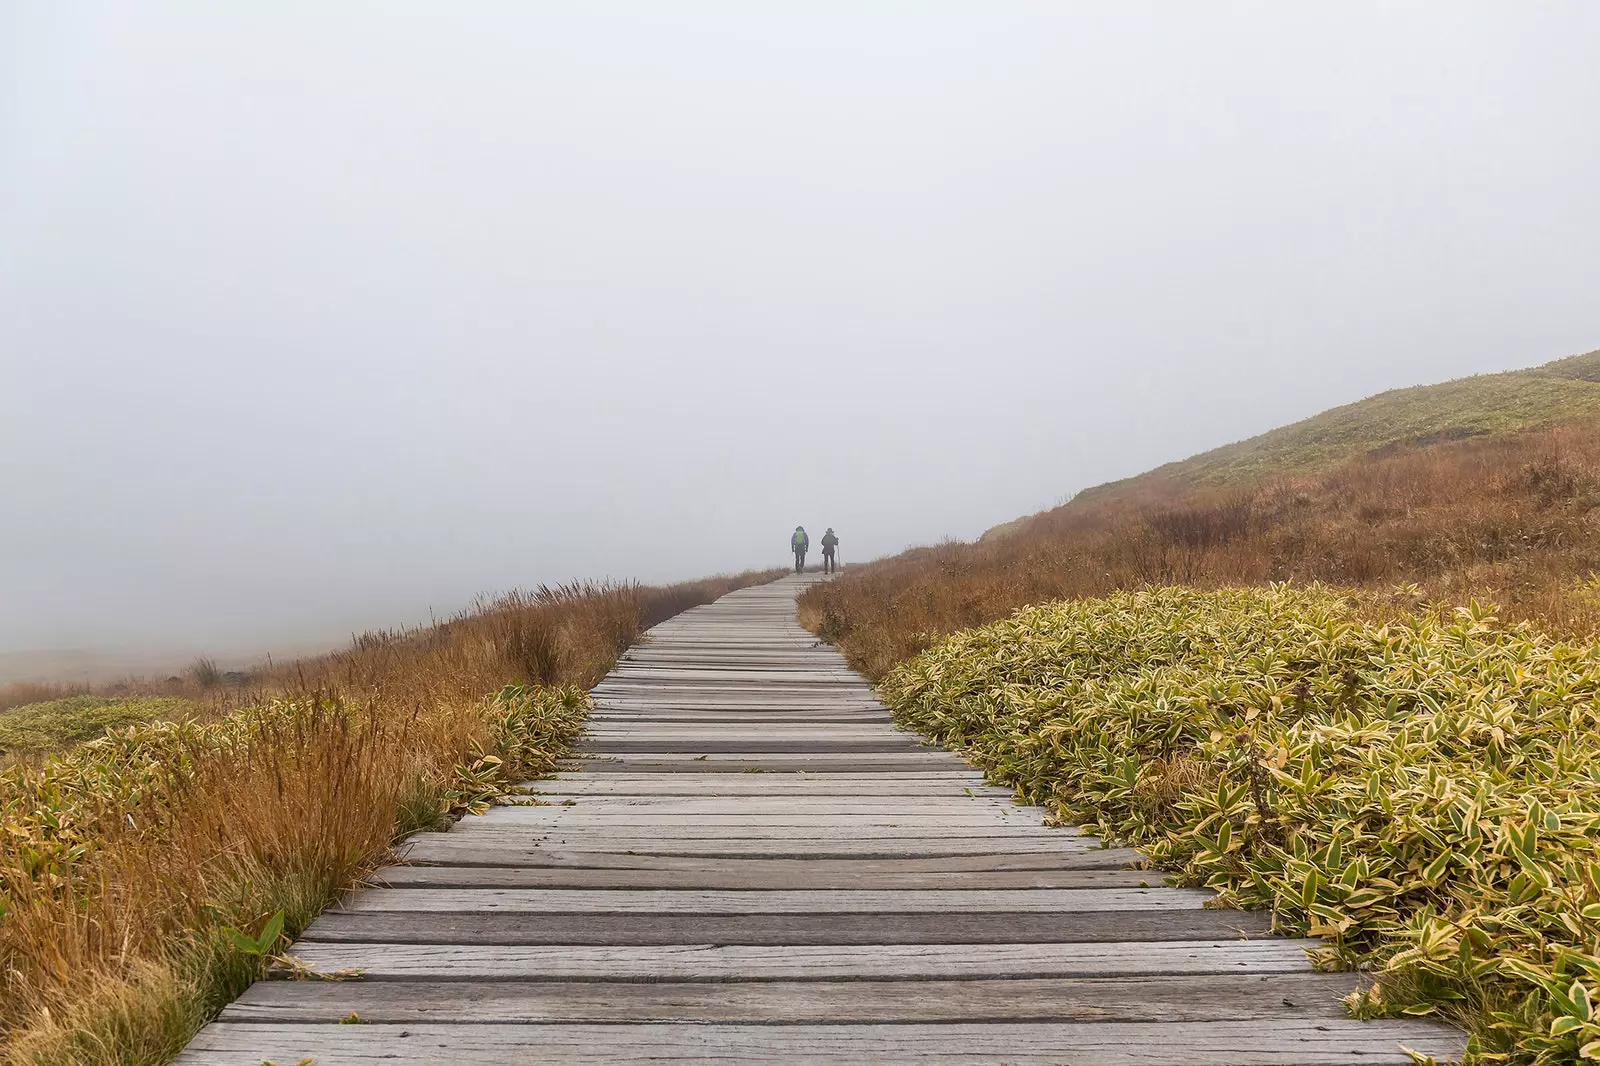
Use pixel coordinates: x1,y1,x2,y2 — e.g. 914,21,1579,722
0,571,779,1066
879,585,1600,1064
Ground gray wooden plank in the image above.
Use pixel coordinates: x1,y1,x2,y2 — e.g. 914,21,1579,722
334,887,1211,914
529,771,994,781
410,838,1101,858
446,817,1074,832
574,740,934,753
585,714,897,723
395,840,1140,871
367,863,1156,889
570,757,966,772
220,972,1357,1023
520,774,1002,792
497,791,1026,803
175,1019,1464,1065
297,910,1275,946
402,845,1103,861
283,938,1325,980
510,781,1006,790
446,813,1079,834
441,825,1087,843
585,727,894,734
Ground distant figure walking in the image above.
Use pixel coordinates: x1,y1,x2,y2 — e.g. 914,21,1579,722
791,526,809,573
821,527,839,573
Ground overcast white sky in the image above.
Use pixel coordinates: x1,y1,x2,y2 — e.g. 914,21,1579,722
3,3,1599,663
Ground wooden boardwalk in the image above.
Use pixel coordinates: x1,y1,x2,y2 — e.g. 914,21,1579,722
178,575,1463,1064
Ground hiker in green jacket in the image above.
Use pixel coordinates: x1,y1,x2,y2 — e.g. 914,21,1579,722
791,526,809,573
820,528,839,573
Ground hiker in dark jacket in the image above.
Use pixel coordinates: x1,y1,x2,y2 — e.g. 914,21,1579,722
820,528,839,573
791,526,809,572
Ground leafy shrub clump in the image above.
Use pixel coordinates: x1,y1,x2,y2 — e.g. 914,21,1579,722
880,585,1600,1064
0,696,196,760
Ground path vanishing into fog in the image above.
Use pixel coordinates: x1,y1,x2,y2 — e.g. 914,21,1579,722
177,575,1462,1064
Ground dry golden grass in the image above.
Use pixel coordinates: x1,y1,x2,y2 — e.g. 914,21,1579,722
802,420,1600,679
0,570,778,1065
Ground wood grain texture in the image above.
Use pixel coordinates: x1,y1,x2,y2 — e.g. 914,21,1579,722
283,938,1327,979
176,1019,1462,1065
394,840,1141,870
332,886,1213,914
367,862,1155,889
221,972,1357,1023
297,910,1275,946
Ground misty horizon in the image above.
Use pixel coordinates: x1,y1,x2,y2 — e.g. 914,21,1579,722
6,345,1593,684
5,6,1599,675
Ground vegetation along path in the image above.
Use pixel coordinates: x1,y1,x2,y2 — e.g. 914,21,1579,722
175,576,1464,1064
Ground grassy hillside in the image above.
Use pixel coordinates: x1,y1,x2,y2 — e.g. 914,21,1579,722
806,415,1600,678
989,348,1600,535
801,345,1600,1063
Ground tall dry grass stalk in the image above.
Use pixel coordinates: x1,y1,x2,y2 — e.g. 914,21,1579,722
1,570,778,1065
802,420,1600,678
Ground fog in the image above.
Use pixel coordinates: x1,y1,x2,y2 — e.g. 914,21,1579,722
3,4,1599,672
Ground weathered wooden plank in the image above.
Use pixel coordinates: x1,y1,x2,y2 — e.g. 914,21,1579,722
579,729,918,739
444,822,1083,841
395,840,1139,871
297,909,1274,946
512,781,1011,787
594,692,882,699
602,659,856,667
574,740,934,754
513,780,1001,789
582,735,910,743
595,681,873,687
498,802,1030,816
335,886,1212,914
368,863,1154,890
220,972,1355,1023
423,838,1097,858
534,771,989,780
472,812,1049,828
595,672,864,683
522,772,1001,790
586,713,895,722
570,757,965,772
587,702,907,711
400,838,1101,859
284,938,1324,980
593,702,889,711
176,1019,1464,1065
497,800,1036,815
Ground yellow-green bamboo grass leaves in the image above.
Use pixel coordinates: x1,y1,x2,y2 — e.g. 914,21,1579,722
0,684,586,1056
879,585,1600,1064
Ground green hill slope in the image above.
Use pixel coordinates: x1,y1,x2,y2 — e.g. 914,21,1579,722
1064,348,1600,510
